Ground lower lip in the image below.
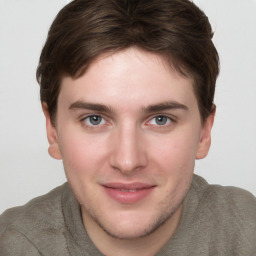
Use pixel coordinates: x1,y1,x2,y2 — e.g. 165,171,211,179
103,186,155,204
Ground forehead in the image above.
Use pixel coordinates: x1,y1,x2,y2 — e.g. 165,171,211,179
58,48,197,111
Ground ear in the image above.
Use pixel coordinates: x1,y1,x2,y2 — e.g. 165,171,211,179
196,110,215,160
42,103,62,160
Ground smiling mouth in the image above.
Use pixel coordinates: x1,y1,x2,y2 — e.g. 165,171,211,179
102,183,156,203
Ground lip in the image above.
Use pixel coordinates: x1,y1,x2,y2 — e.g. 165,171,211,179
102,182,156,204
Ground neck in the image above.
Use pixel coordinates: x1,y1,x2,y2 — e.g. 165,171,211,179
82,205,182,256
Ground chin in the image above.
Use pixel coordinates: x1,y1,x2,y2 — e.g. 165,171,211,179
100,223,156,240
93,207,177,240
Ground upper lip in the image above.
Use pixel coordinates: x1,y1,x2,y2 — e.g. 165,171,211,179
102,182,156,190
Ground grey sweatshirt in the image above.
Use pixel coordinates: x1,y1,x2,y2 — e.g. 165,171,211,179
0,175,256,255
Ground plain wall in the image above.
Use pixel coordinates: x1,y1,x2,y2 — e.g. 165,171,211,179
0,0,255,214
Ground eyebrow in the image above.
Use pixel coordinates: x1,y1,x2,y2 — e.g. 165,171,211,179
143,101,188,113
69,100,188,113
69,101,114,113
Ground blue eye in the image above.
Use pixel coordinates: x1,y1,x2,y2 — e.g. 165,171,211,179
149,116,171,126
84,115,106,126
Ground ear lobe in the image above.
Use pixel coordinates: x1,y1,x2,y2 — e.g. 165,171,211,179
196,111,215,160
42,103,62,160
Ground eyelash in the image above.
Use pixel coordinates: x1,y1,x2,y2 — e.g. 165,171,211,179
146,115,176,128
80,114,176,129
81,114,108,127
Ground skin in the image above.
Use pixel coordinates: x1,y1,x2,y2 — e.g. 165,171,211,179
43,47,214,256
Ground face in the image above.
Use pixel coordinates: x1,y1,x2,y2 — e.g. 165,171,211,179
44,47,213,240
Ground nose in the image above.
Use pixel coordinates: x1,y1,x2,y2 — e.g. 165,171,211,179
109,125,147,175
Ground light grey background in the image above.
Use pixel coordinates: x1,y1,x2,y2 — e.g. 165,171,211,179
0,0,255,214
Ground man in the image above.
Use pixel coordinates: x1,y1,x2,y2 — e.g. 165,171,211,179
0,0,255,255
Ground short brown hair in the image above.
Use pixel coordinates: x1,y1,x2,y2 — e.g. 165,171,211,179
37,0,219,123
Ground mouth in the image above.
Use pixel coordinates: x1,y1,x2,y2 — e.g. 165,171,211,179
102,183,156,204
116,188,143,192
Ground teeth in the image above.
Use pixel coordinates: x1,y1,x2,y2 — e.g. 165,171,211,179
119,189,138,192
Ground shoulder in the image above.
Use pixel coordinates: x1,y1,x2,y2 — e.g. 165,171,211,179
0,184,66,232
0,228,41,255
0,184,68,253
192,174,256,218
191,175,256,253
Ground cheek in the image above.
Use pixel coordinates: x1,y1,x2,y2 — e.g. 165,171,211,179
151,131,200,167
58,131,106,176
155,134,198,194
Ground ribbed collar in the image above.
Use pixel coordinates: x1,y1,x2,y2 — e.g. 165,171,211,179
62,183,104,256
